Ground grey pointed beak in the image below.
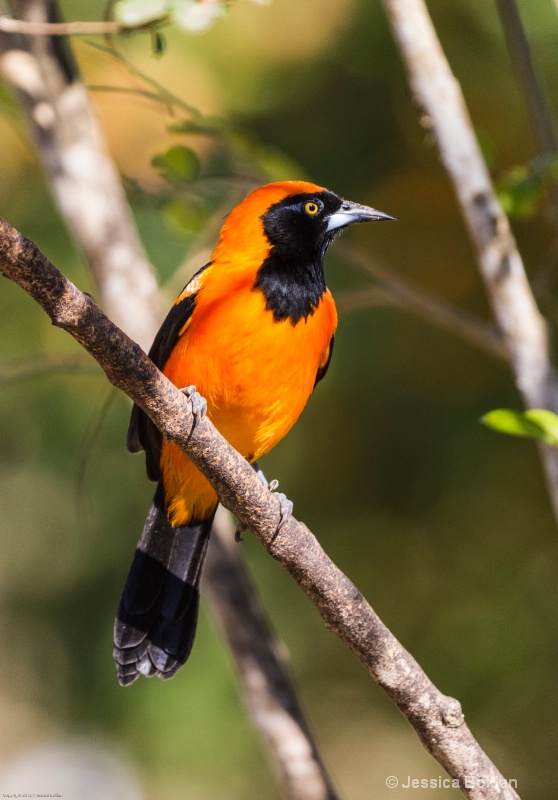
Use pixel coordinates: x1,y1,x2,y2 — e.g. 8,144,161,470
326,201,395,232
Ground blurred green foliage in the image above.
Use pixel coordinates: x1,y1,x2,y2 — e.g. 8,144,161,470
1,0,558,798
496,155,558,220
151,144,201,182
483,408,558,446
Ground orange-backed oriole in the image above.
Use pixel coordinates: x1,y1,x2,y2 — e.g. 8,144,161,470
114,180,392,685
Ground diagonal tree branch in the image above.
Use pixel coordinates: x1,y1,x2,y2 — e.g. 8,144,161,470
383,0,558,524
0,216,520,800
336,241,507,362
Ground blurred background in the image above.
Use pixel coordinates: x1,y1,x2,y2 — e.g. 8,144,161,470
1,0,557,797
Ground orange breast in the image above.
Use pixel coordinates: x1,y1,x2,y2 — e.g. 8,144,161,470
160,270,337,526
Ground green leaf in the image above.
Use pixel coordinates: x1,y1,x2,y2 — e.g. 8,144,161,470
151,145,200,182
525,410,558,445
114,0,168,27
496,166,544,220
481,408,558,446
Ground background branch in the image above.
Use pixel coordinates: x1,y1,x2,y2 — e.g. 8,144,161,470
495,0,558,219
206,507,337,800
496,0,557,159
0,215,519,799
0,14,169,35
0,0,162,349
337,242,507,361
383,0,558,523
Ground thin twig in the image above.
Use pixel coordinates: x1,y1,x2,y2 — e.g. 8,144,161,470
495,0,558,210
337,242,507,361
85,40,206,120
0,352,97,385
496,0,557,156
0,14,169,35
0,216,520,800
383,0,558,524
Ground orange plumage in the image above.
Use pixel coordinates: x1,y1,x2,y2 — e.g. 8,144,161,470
162,182,338,525
114,180,391,684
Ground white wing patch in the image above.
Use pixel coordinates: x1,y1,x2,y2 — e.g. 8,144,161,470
175,268,208,305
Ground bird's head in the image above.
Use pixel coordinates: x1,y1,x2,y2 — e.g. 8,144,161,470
212,180,394,266
210,181,393,322
257,181,394,257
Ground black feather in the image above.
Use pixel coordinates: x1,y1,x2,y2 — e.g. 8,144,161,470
127,262,210,480
254,191,342,324
314,335,335,388
114,484,214,685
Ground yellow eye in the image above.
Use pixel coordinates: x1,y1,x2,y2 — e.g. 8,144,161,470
304,201,321,216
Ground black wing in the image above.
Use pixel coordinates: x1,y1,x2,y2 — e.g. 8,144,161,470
127,263,210,481
313,335,335,389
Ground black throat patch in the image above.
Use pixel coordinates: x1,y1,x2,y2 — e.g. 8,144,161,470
254,249,327,324
253,191,342,324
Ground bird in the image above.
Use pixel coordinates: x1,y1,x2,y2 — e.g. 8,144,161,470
113,180,393,685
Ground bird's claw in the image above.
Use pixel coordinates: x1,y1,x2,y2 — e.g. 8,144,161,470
275,491,293,529
234,469,293,543
180,385,207,434
261,473,293,532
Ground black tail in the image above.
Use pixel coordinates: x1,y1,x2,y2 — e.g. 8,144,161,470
114,485,213,686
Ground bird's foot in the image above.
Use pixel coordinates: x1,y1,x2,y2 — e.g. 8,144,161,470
234,463,293,542
179,385,207,434
270,488,294,540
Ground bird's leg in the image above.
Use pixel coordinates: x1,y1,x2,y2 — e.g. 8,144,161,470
234,461,294,542
179,385,207,434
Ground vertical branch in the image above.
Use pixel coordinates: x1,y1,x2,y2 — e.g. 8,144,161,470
206,508,337,800
0,0,162,349
496,0,557,157
383,0,558,522
0,2,339,795
495,0,558,211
